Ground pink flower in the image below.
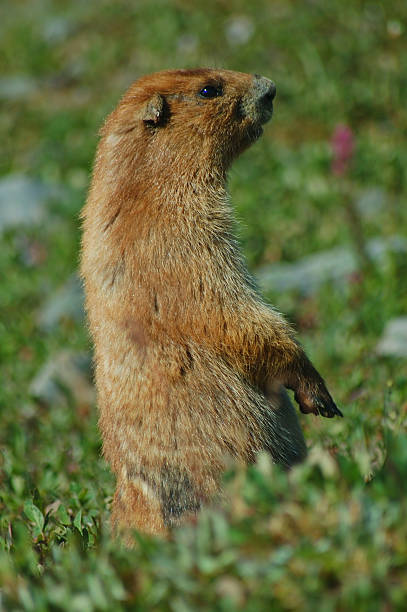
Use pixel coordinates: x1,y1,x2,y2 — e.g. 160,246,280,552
331,124,354,176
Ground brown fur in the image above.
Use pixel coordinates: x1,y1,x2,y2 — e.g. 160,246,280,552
80,68,341,539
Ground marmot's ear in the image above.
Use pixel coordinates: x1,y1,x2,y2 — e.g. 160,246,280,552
142,93,165,126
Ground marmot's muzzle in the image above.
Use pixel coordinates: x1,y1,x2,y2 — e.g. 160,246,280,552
241,74,276,125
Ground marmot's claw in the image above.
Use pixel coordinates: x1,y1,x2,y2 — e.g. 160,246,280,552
295,388,343,418
315,396,343,418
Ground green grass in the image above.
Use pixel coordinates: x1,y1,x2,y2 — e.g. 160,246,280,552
1,0,407,609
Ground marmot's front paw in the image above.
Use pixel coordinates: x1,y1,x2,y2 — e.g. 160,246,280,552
294,386,343,418
284,359,343,418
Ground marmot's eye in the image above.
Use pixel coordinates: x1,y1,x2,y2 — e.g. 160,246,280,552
199,85,222,99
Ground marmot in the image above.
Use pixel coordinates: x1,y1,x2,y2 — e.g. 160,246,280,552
81,68,342,538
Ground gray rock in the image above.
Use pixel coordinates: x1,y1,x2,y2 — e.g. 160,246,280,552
0,76,38,100
225,16,254,46
37,274,85,331
256,235,407,295
0,174,60,233
377,317,407,358
356,187,385,219
42,17,73,43
30,350,94,406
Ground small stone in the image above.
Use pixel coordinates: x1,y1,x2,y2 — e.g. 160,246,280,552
356,187,385,219
256,236,407,295
225,16,254,46
377,317,407,358
42,17,73,43
256,246,354,294
0,76,38,101
30,350,94,407
0,175,57,233
37,274,84,331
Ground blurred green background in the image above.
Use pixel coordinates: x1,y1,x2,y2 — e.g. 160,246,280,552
1,1,407,609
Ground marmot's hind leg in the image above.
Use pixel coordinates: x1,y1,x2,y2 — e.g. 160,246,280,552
111,467,204,542
111,478,168,544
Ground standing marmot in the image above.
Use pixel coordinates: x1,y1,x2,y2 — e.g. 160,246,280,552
81,68,342,538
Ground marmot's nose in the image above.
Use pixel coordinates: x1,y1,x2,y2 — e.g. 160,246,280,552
253,74,276,102
265,81,276,101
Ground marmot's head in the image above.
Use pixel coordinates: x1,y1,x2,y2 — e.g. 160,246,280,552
102,69,276,179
